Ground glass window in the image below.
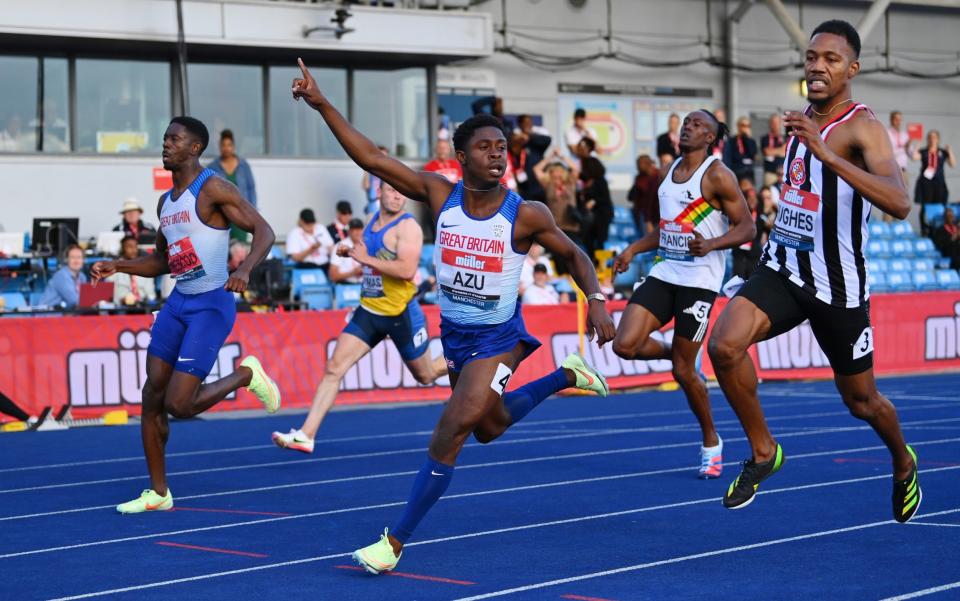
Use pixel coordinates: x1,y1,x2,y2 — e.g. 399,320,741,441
0,56,38,152
76,58,171,154
188,63,264,157
268,65,346,158
353,68,428,159
39,58,70,153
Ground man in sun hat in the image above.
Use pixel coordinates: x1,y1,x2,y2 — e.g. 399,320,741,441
113,198,157,243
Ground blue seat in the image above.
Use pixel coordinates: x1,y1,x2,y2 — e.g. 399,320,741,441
912,258,936,273
913,238,940,259
619,224,638,240
867,271,888,293
866,258,888,273
268,245,285,261
935,269,960,290
301,287,333,310
890,239,915,258
891,221,916,239
334,283,362,309
885,271,913,292
937,257,953,270
911,270,938,291
887,258,910,273
420,244,435,267
28,291,43,306
607,223,620,240
604,240,627,253
0,292,26,310
868,222,888,239
613,206,632,224
614,263,640,290
291,268,328,299
866,239,891,258
924,204,946,228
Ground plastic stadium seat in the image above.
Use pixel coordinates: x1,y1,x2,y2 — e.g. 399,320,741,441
885,271,913,292
911,270,938,291
935,269,960,290
887,259,910,273
923,204,946,228
866,239,891,258
913,238,940,259
937,257,953,270
301,287,333,310
912,258,935,273
268,245,285,261
0,292,26,310
867,222,884,238
291,268,328,299
890,221,916,239
619,224,638,240
867,271,888,293
613,206,632,224
890,239,915,258
873,221,895,239
335,283,362,309
28,291,43,306
607,223,619,240
866,258,888,273
420,243,435,267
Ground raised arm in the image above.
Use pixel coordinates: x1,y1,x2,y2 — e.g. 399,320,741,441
785,111,910,220
292,59,449,203
688,163,756,256
206,177,276,293
348,218,421,281
517,201,615,346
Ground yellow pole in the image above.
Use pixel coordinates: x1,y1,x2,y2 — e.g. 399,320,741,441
573,278,586,356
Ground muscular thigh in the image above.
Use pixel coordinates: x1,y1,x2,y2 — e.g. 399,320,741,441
805,298,874,376
440,344,525,428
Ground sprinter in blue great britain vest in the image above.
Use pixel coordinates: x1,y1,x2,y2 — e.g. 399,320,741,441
92,117,280,515
292,58,616,573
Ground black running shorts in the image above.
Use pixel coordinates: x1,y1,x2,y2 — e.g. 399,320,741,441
628,276,717,343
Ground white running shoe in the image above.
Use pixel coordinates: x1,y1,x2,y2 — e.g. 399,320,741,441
272,428,315,454
698,435,723,479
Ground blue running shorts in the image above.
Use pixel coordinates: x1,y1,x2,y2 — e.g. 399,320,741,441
147,287,237,379
440,302,541,373
343,300,430,361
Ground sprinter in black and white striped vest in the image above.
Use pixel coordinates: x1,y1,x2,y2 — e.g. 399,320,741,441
707,20,923,523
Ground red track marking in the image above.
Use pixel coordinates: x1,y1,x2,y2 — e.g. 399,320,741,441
833,458,959,467
561,595,619,601
155,541,268,558
335,565,475,585
171,507,292,516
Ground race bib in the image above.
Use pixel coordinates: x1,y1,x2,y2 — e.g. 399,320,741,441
361,266,385,298
437,243,504,310
770,185,820,252
658,219,695,262
167,236,206,281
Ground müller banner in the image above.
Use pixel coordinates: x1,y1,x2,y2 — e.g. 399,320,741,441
0,292,958,418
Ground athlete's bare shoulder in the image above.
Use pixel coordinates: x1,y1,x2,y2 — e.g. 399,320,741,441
702,157,739,209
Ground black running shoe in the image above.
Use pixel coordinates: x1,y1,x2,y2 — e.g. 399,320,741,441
723,443,785,509
893,445,921,524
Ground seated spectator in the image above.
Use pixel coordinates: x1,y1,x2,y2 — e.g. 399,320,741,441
328,200,353,243
533,149,581,261
39,244,87,308
329,218,365,284
521,264,560,305
113,199,157,243
933,207,960,269
628,154,661,234
519,243,554,294
423,139,462,183
109,235,156,306
286,208,334,272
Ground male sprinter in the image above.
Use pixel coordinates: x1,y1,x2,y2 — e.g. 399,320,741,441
708,21,921,521
272,181,448,452
91,117,280,514
612,110,754,479
292,58,615,572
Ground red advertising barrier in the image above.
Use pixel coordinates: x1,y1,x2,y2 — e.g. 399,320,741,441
1,291,958,418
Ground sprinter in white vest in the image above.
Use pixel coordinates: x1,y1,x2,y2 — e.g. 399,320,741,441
292,59,616,574
91,117,280,515
611,110,755,479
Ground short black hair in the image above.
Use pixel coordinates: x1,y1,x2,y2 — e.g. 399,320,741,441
452,113,505,154
170,116,210,154
220,129,234,142
336,200,352,215
533,263,548,274
579,137,596,152
574,108,586,119
120,235,137,246
811,19,861,58
348,218,364,230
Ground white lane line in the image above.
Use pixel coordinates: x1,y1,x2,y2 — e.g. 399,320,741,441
449,507,960,601
41,503,960,600
879,581,960,601
0,396,849,474
6,439,959,559
905,521,960,528
6,405,956,495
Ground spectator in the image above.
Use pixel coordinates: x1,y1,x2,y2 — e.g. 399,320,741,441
732,178,764,279
770,163,784,205
208,129,257,243
512,115,551,201
228,240,249,272
521,264,560,305
39,244,87,308
423,139,462,183
711,108,728,159
577,138,613,255
565,108,597,157
327,201,354,243
519,243,554,295
329,218,365,284
913,130,956,234
470,95,512,139
888,111,912,184
627,154,661,234
112,199,157,243
656,113,681,168
726,116,758,185
933,207,960,269
515,113,551,138
758,185,777,242
533,149,581,263
760,114,786,187
109,235,156,306
286,208,334,272
361,145,389,216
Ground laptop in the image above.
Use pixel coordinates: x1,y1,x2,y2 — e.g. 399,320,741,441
78,282,114,307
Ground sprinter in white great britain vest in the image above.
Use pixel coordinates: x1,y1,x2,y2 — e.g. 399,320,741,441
706,20,922,522
91,116,280,515
610,110,755,480
292,58,616,573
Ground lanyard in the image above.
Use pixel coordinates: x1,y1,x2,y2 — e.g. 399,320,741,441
737,135,745,156
929,149,939,172
509,150,526,172
767,135,781,149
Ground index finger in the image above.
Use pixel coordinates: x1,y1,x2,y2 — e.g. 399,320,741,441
297,57,310,79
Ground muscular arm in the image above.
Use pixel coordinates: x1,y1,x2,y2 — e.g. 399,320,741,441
112,234,171,278
697,164,756,252
292,59,449,204
206,177,275,278
352,219,421,281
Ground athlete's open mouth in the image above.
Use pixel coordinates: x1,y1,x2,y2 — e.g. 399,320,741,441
807,77,828,92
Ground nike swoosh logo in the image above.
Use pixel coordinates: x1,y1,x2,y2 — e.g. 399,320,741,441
575,368,595,386
430,470,445,476
177,357,194,362
441,222,459,228
145,501,167,510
